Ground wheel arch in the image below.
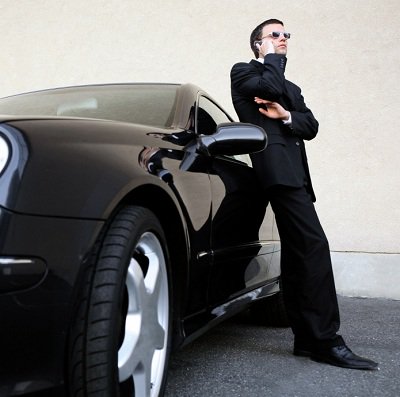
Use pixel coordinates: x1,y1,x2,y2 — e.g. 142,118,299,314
65,181,191,368
118,184,190,348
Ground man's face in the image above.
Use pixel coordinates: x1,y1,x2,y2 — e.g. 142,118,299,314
261,23,289,55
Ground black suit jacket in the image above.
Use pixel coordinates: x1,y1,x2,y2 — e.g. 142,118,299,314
230,54,319,201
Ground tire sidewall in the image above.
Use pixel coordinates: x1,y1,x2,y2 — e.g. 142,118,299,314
69,206,172,396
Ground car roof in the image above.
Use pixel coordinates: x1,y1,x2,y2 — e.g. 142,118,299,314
0,83,207,129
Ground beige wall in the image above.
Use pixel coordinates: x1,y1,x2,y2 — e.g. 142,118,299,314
1,0,399,298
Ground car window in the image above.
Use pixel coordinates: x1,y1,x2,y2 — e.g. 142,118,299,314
0,84,179,128
196,96,252,166
196,96,231,135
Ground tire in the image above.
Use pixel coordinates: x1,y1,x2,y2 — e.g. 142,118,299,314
68,206,171,397
248,291,290,327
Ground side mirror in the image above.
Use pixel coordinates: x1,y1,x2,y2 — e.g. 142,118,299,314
196,122,267,156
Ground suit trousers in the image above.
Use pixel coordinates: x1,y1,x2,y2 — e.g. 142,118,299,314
266,185,342,348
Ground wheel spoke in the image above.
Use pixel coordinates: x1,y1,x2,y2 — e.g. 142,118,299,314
118,259,145,382
143,252,161,292
118,232,169,396
133,360,153,397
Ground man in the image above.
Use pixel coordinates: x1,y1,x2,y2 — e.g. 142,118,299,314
230,18,378,370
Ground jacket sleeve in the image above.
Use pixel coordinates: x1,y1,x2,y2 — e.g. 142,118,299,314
288,86,319,141
230,54,287,101
231,55,319,141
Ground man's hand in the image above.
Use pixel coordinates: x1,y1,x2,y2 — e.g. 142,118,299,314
255,97,290,121
257,39,275,57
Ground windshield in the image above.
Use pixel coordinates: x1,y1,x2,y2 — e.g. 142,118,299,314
0,84,180,128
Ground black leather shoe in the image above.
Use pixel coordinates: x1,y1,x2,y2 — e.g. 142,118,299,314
310,345,379,370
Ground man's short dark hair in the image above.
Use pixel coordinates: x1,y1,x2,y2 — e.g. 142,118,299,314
250,18,284,58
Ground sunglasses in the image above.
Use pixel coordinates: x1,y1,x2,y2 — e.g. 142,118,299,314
261,31,291,40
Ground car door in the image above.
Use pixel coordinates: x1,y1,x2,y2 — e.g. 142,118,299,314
195,95,278,307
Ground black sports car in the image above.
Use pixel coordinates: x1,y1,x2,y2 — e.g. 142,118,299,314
0,83,285,396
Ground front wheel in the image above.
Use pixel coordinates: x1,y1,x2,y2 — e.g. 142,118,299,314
68,206,171,397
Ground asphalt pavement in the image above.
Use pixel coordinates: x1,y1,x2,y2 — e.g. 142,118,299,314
165,296,400,397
